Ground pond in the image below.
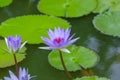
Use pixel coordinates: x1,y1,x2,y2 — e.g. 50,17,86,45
0,0,120,80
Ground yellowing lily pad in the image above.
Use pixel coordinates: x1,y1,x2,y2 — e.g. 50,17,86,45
48,45,99,71
74,76,110,80
37,0,97,17
0,15,70,44
0,0,12,7
93,11,120,37
0,40,26,68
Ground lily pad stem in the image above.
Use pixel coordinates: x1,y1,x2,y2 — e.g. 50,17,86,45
13,53,19,78
58,50,73,80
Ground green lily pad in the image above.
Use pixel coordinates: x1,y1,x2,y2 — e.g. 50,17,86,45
48,45,99,71
0,40,26,68
37,0,97,17
93,0,112,13
93,0,120,13
0,0,12,7
74,76,110,80
109,0,120,12
93,11,120,37
0,15,70,44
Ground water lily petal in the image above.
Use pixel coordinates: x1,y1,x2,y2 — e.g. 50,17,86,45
38,47,51,50
60,48,70,53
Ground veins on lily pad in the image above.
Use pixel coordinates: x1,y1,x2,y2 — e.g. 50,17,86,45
48,45,99,71
37,0,97,17
0,15,70,44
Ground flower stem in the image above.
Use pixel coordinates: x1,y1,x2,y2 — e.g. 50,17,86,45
58,50,73,80
13,54,19,78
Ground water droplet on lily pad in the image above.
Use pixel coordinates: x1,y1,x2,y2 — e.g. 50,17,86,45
48,45,99,71
0,15,70,44
93,11,120,37
0,0,13,7
74,76,110,80
0,40,26,68
37,0,97,17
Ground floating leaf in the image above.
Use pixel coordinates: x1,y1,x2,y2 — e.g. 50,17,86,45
93,0,112,13
109,0,120,12
0,40,26,68
74,76,110,80
48,45,99,71
93,0,120,13
0,0,12,7
0,15,70,44
37,0,97,17
93,11,120,37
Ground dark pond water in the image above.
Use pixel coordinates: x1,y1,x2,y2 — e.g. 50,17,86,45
0,0,120,80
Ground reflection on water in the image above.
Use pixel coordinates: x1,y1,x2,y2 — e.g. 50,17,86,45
67,14,120,80
105,47,120,60
84,35,100,52
109,63,120,80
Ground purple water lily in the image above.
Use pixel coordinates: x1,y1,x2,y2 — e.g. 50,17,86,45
5,35,27,53
39,27,79,53
4,68,32,80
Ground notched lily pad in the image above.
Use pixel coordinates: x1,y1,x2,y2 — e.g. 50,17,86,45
74,76,110,80
0,15,70,44
93,11,120,37
0,40,26,68
48,45,99,71
37,0,97,17
0,0,12,7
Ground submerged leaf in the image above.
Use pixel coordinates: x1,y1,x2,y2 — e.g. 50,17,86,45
0,0,12,7
93,11,120,37
37,0,97,17
48,45,99,71
74,76,110,80
0,40,26,68
0,15,70,44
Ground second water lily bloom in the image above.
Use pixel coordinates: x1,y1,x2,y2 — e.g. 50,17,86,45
5,35,27,53
39,27,79,53
4,68,32,80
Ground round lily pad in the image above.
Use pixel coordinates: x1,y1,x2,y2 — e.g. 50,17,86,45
48,45,99,71
74,76,110,80
93,11,120,37
0,0,12,7
0,15,70,44
0,40,26,68
37,0,97,17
